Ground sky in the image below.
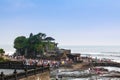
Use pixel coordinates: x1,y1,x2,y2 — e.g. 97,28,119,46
0,0,120,52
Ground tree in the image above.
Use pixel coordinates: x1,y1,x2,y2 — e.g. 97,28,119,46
13,32,58,58
44,37,55,42
44,37,55,51
0,48,5,56
14,36,27,55
37,33,46,40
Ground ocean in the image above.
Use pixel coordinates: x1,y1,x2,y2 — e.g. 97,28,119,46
60,46,120,63
60,45,120,53
2,45,120,54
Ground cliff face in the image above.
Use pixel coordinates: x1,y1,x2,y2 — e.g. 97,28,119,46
20,71,50,80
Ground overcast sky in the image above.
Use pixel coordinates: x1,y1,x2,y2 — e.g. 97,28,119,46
0,0,120,47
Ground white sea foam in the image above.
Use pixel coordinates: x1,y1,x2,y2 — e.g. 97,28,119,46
103,67,120,72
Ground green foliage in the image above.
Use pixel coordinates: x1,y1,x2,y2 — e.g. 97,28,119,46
0,57,5,62
0,48,5,55
14,36,28,56
14,36,27,49
14,32,57,58
49,43,56,50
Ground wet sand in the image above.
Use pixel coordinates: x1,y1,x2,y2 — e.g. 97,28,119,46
71,62,89,70
20,71,50,80
60,62,89,70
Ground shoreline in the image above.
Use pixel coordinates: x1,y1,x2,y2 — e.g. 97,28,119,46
50,57,120,79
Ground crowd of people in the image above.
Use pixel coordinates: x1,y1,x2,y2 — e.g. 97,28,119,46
23,58,73,68
10,55,74,69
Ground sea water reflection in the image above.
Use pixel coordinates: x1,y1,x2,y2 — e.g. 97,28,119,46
0,69,50,80
0,69,24,75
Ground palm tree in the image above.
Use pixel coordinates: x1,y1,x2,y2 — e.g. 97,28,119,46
37,33,46,41
28,33,47,57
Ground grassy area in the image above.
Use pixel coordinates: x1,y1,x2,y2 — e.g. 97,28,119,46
0,56,10,62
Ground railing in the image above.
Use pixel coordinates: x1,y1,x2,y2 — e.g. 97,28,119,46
0,61,24,69
0,65,50,80
0,61,44,69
